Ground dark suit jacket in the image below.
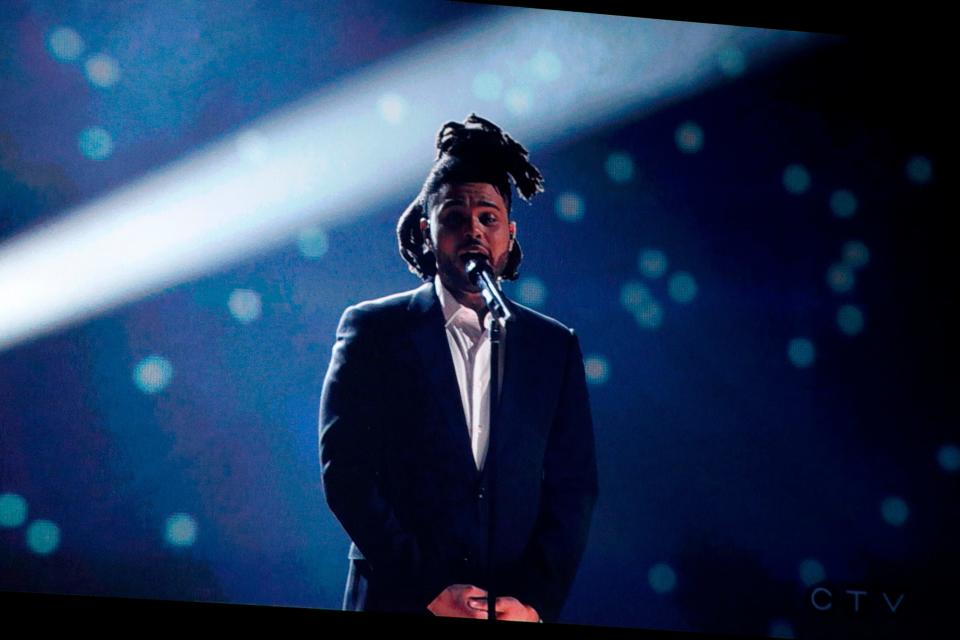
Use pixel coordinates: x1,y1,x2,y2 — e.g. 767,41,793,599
319,281,598,622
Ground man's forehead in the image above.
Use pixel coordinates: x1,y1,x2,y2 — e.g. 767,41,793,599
436,182,507,207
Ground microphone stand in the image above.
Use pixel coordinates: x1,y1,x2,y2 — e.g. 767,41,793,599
464,257,512,622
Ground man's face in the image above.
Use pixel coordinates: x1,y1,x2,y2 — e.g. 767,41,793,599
421,182,515,295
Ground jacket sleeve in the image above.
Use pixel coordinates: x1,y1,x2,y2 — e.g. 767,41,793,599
318,305,447,610
512,329,599,622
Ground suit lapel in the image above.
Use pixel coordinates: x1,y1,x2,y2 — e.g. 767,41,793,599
488,305,527,476
407,282,479,478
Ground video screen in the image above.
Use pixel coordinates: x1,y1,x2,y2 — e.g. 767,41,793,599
1,2,952,637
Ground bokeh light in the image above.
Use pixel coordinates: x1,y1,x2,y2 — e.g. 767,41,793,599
768,620,796,639
881,496,909,527
837,304,864,336
830,189,858,219
133,355,174,394
667,271,698,303
0,493,28,528
515,275,547,308
583,354,610,385
297,225,329,259
841,240,870,269
47,27,84,62
648,562,677,594
504,86,534,115
26,519,61,555
937,444,960,473
165,513,198,547
782,164,811,194
78,126,114,161
228,288,262,324
377,93,408,124
620,281,663,330
675,121,704,154
84,53,121,88
826,263,855,294
635,299,664,330
717,45,746,77
555,192,585,222
472,72,503,101
787,337,815,368
620,281,653,312
799,558,826,586
638,248,668,279
906,155,933,184
529,49,562,82
604,152,635,183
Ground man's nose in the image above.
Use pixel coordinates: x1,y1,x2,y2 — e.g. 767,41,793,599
466,215,484,238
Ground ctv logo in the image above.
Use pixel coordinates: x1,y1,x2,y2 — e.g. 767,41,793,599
808,586,906,615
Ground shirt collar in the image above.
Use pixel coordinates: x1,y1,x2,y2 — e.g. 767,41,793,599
435,276,484,332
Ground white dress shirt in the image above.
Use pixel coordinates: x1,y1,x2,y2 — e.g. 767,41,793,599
435,277,505,471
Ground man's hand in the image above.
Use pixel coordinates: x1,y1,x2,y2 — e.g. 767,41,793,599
428,585,539,622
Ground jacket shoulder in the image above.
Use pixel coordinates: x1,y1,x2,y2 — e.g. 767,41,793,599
336,285,426,335
511,299,577,340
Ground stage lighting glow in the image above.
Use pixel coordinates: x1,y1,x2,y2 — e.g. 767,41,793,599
648,562,677,594
26,519,61,555
799,558,826,586
377,93,408,125
826,263,855,294
78,126,114,161
841,240,870,269
235,129,270,165
555,192,585,222
472,72,503,101
47,27,84,62
768,620,796,639
133,355,173,394
0,493,28,528
604,152,635,183
165,513,198,547
906,155,932,184
529,49,562,82
638,248,668,279
0,10,820,353
675,121,704,154
717,45,746,77
667,271,698,303
515,275,547,308
297,225,329,259
84,53,121,88
837,304,864,336
881,496,909,527
504,85,534,115
830,189,857,219
228,288,262,324
937,444,960,473
787,337,815,368
583,354,610,385
783,164,811,194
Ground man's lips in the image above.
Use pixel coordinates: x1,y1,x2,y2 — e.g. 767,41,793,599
458,248,489,262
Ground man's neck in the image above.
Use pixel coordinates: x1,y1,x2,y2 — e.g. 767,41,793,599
438,276,487,326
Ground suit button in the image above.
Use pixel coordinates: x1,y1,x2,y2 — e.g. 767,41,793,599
477,488,485,499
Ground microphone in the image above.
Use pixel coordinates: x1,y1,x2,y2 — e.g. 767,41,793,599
464,254,513,327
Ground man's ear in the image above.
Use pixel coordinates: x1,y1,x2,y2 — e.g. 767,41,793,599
508,220,517,249
420,218,432,248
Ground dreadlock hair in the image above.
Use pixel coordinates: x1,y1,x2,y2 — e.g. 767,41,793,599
397,113,544,281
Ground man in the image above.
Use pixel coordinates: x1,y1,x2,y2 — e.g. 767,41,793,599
319,114,597,622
